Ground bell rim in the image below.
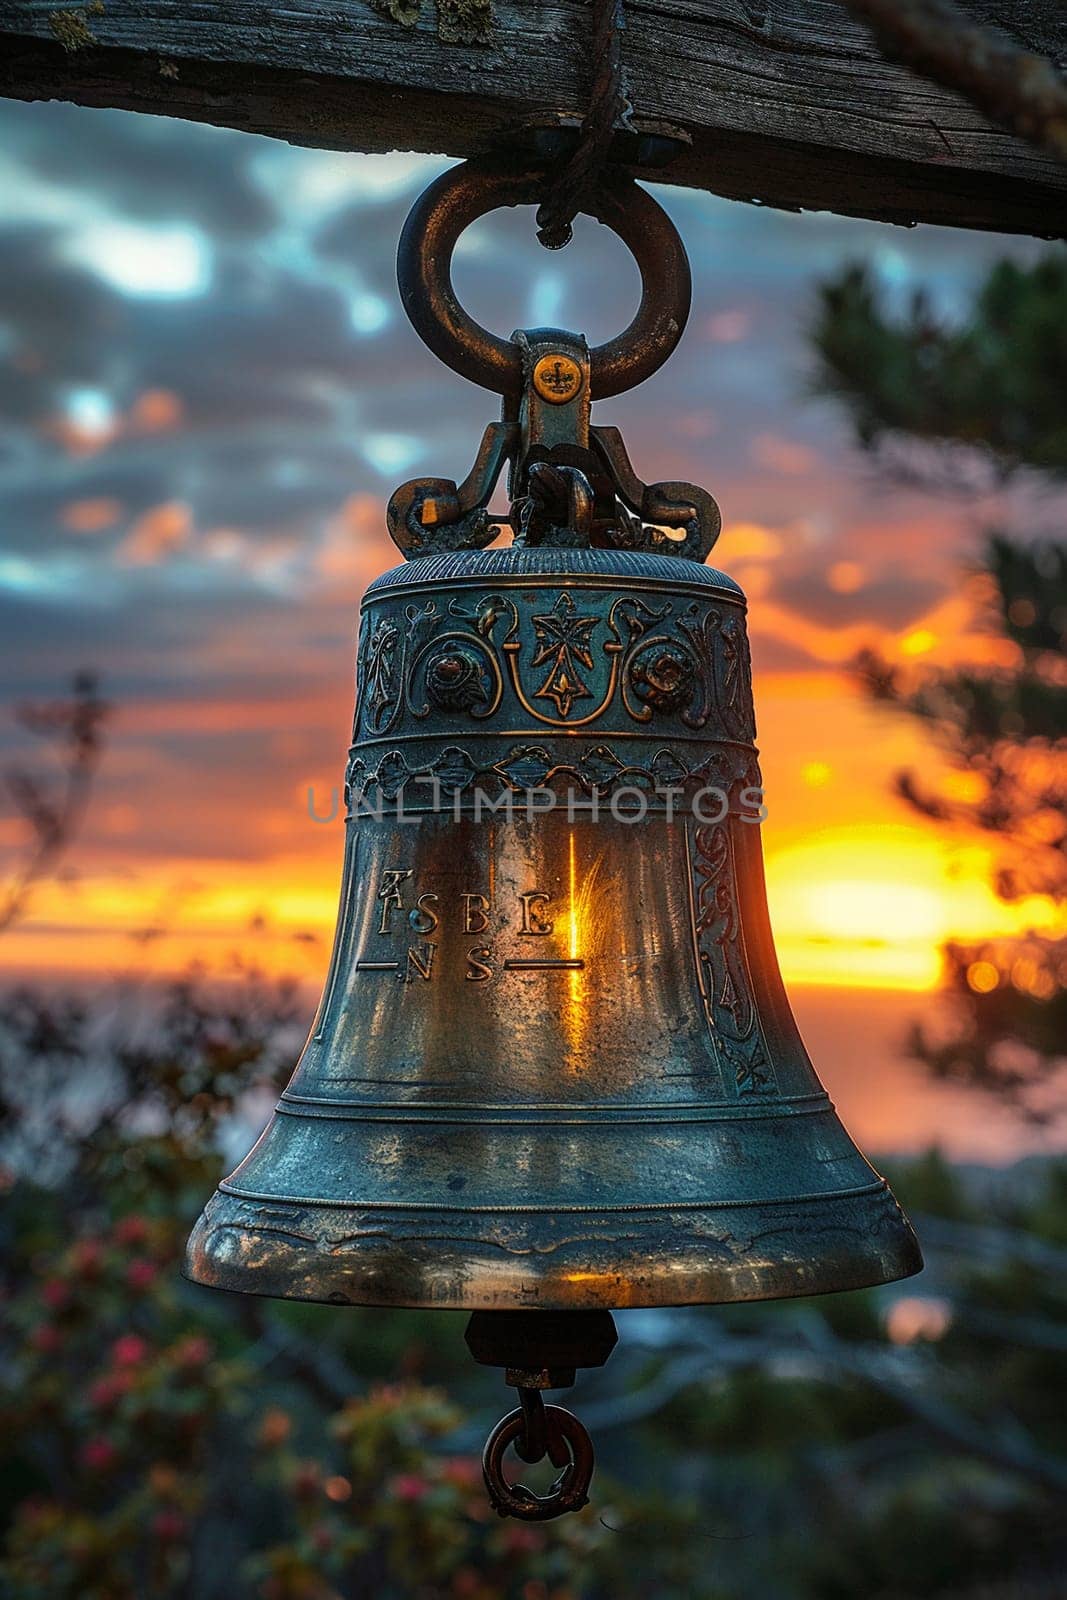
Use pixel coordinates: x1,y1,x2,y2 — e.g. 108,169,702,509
183,1181,923,1312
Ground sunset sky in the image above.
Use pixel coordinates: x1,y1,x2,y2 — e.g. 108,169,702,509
0,99,1061,1156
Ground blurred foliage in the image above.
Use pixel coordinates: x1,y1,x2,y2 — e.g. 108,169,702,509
0,672,109,937
857,536,1066,904
0,972,708,1599
811,257,1067,479
813,260,1067,1115
1,970,1065,1598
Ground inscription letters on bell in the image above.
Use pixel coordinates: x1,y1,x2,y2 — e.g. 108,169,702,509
363,870,567,983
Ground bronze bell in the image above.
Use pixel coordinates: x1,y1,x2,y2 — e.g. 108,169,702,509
185,160,920,1518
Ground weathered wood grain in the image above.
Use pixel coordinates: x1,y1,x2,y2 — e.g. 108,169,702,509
1,1,1065,234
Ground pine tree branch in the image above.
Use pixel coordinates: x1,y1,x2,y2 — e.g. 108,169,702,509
575,1318,1067,1496
911,1212,1067,1275
237,1298,359,1411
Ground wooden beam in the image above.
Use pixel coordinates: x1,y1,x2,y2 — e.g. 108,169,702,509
1,1,1065,236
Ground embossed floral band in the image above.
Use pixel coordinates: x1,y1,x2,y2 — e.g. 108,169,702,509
185,161,921,1522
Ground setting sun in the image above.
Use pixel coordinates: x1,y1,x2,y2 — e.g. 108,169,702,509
765,825,1060,991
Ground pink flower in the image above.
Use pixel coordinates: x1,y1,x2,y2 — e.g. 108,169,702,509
81,1436,118,1472
441,1457,480,1488
111,1333,149,1369
88,1376,118,1409
126,1260,158,1293
88,1372,132,1409
30,1322,63,1355
292,1463,320,1501
390,1474,427,1503
150,1509,187,1543
172,1334,212,1370
503,1525,543,1556
114,1215,150,1247
72,1239,104,1279
40,1278,70,1312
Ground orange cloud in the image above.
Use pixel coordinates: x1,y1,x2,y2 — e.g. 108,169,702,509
316,493,388,583
717,521,785,563
704,309,751,343
750,433,818,476
827,560,866,594
118,501,193,566
45,389,185,458
750,579,1015,672
128,389,184,434
60,497,123,534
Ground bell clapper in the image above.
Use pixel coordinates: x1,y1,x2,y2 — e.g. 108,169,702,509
466,1311,617,1520
482,1396,596,1522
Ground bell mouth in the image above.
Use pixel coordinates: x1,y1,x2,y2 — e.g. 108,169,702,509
184,1176,921,1312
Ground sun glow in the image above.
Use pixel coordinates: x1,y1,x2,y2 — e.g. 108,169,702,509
560,835,604,1058
766,825,1061,992
4,812,1060,1000
568,831,579,964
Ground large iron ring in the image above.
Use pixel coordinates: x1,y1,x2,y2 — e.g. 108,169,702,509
482,1403,595,1521
397,159,692,400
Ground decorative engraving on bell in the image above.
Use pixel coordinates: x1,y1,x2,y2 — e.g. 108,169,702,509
185,158,920,1323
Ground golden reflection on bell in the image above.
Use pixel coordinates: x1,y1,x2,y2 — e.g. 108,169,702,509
185,542,921,1312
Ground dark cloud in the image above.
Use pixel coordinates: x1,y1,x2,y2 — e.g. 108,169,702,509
747,631,828,675
765,563,943,633
0,100,276,239
0,227,128,422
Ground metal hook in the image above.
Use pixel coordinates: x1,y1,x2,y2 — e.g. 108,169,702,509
396,157,692,400
482,1393,596,1521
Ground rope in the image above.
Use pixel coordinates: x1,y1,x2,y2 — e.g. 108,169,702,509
535,0,633,249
